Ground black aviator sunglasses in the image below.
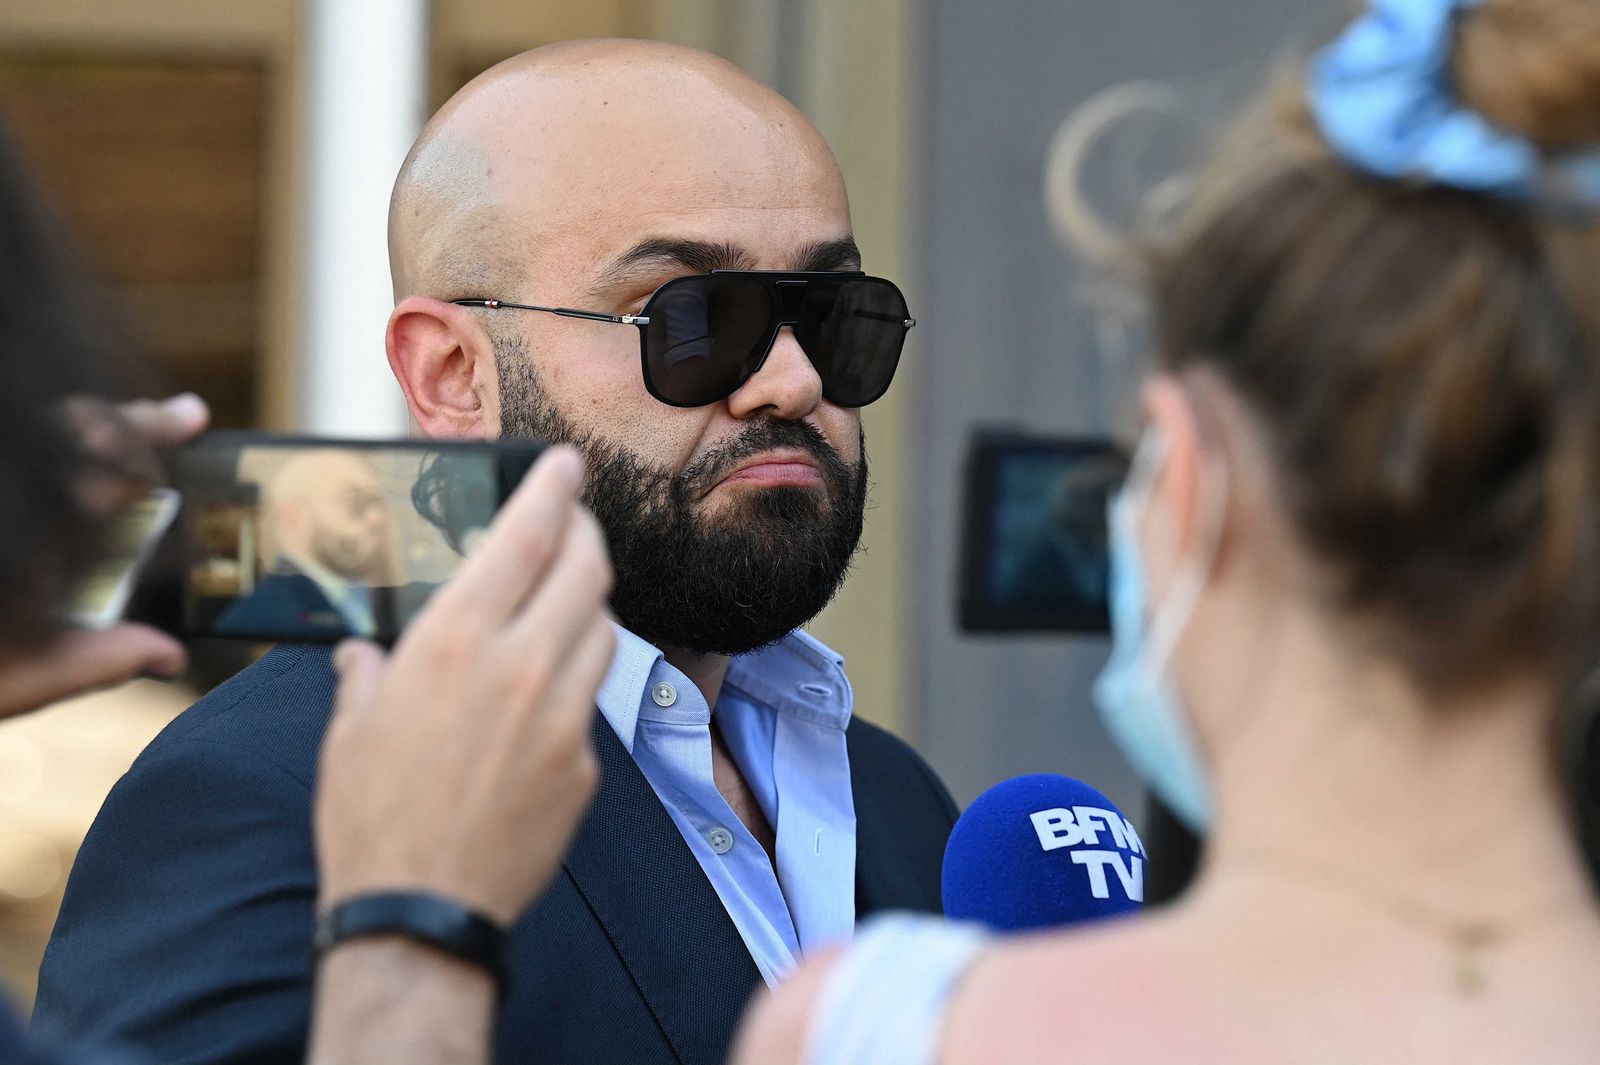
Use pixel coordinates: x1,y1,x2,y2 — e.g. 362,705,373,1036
453,270,915,409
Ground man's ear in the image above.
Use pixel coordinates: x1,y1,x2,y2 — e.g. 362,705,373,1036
386,297,498,438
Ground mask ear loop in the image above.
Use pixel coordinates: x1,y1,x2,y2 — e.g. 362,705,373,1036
1122,430,1170,496
1136,431,1231,675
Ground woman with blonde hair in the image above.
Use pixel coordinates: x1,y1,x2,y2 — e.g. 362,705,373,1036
736,0,1600,1061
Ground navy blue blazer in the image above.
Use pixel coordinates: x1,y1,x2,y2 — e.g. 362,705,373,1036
34,645,958,1065
0,998,55,1065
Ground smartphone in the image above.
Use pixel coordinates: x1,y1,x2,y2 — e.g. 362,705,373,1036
68,487,182,630
957,432,1128,635
72,434,545,645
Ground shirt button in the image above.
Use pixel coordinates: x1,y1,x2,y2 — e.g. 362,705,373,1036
707,827,734,854
651,682,676,707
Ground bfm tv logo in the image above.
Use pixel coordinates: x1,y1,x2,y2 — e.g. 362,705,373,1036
1030,806,1146,903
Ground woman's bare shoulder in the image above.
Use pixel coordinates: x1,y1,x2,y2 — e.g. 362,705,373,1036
733,915,1208,1065
939,915,1210,1065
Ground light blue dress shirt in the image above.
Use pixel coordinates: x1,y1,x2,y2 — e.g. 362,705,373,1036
596,623,858,988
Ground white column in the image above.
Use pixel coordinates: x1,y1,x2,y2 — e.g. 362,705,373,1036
298,0,429,436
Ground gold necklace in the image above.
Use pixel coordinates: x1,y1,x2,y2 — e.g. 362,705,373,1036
1227,849,1592,997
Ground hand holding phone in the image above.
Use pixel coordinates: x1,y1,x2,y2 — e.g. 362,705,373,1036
0,395,209,719
314,445,614,925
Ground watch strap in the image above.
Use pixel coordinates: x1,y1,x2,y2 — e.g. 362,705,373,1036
314,891,507,988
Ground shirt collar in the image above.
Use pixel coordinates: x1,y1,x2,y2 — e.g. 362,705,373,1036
595,623,854,753
594,624,662,754
277,548,353,602
724,630,853,731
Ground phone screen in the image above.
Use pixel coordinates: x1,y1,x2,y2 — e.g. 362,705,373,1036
66,488,181,631
110,434,544,644
958,434,1128,635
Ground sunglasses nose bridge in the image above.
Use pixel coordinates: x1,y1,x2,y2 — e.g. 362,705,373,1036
738,323,821,415
728,284,793,393
774,279,808,325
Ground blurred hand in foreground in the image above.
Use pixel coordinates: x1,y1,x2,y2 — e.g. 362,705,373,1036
0,393,209,718
309,444,613,1065
315,444,614,925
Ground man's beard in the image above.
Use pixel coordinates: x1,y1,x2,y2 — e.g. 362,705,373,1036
496,340,867,655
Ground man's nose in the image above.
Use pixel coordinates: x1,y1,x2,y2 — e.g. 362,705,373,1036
724,327,823,421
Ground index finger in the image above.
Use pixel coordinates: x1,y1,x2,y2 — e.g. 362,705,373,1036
429,445,586,623
120,394,211,448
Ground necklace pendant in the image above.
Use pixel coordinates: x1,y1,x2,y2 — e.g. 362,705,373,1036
1453,925,1495,997
1455,952,1486,996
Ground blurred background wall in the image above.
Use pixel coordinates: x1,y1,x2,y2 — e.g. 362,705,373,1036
910,0,1335,818
0,0,1333,1001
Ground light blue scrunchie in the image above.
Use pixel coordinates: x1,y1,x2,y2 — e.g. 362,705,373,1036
1309,0,1600,210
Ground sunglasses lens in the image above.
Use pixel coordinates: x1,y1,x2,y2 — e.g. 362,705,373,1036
643,275,772,406
795,278,910,407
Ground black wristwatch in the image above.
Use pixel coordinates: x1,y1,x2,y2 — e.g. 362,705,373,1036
314,892,508,990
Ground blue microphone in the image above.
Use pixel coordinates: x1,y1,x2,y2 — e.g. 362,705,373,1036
942,774,1144,932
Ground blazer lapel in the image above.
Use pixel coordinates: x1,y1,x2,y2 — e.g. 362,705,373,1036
849,722,950,918
561,715,763,1065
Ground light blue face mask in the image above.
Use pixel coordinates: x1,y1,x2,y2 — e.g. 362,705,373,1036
1092,432,1224,833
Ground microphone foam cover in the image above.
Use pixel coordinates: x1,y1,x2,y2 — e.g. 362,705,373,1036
942,773,1144,933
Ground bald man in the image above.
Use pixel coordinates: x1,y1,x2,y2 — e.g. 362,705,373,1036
36,41,957,1065
215,452,392,638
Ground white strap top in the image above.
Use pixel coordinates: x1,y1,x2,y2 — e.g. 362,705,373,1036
802,914,990,1065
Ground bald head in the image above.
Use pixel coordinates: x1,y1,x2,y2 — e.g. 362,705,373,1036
383,41,875,652
269,450,378,506
383,36,866,532
388,39,848,301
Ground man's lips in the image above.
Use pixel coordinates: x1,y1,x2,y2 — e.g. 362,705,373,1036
715,449,824,489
